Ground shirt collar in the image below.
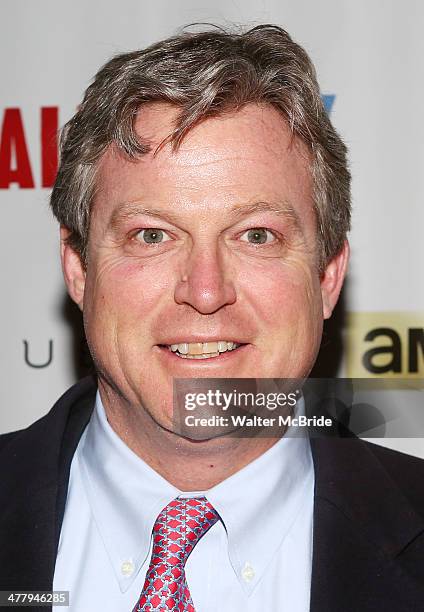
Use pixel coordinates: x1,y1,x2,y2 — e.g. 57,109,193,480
78,391,313,594
78,393,180,592
206,407,314,594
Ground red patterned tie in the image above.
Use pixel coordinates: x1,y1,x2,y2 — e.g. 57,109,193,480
132,497,219,612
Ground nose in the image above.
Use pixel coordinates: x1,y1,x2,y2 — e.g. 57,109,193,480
174,245,237,314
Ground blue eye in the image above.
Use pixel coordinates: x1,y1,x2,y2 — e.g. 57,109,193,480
136,229,171,244
240,228,276,244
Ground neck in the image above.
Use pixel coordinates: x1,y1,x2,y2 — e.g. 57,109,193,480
98,383,280,491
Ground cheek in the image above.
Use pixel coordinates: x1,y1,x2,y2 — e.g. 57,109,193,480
240,258,323,338
82,256,176,385
84,255,174,326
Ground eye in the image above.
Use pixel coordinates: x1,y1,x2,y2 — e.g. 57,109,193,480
135,229,172,244
240,228,277,245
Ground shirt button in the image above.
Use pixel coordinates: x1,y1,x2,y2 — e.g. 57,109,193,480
241,562,255,582
121,560,135,577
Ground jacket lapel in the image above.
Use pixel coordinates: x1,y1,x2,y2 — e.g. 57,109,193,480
309,437,424,611
0,377,96,599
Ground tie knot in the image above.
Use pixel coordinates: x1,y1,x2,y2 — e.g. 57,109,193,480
133,497,219,611
151,496,219,566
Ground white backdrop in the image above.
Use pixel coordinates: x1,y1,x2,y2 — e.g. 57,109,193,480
1,0,423,456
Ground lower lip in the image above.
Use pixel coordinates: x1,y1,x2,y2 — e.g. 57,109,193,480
155,344,250,366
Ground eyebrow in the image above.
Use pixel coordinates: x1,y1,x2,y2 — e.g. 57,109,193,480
108,204,182,232
108,199,304,232
229,200,303,230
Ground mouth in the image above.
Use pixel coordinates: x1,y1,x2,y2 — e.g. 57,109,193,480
158,340,245,360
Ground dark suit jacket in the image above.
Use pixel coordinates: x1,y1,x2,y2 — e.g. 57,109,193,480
1,377,424,611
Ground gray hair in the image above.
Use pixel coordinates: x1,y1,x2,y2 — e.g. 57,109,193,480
50,24,350,271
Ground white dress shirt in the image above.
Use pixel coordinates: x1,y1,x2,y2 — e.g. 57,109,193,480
53,392,314,611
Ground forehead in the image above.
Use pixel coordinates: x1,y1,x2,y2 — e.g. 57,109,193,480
94,102,314,225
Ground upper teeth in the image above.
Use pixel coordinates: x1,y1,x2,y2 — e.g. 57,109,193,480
168,341,239,358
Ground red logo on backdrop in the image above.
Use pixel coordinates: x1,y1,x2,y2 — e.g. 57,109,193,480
0,107,59,189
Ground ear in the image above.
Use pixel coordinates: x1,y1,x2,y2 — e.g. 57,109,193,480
320,240,349,319
60,226,86,311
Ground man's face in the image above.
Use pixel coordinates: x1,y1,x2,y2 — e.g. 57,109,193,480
63,103,347,431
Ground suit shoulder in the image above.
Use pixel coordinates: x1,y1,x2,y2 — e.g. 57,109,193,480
367,441,424,473
0,430,20,453
0,376,97,464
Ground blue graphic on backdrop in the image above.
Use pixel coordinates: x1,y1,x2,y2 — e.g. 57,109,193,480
322,95,335,114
